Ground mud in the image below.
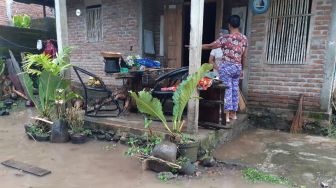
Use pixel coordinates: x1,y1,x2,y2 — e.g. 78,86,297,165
0,109,287,188
215,129,336,188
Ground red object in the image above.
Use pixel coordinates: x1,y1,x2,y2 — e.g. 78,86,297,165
43,40,57,58
198,77,213,90
161,86,177,92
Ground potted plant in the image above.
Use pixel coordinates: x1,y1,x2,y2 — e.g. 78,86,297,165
66,106,90,144
125,55,141,70
22,47,74,141
130,63,213,162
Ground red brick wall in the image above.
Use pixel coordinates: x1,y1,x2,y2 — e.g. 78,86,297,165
67,0,141,86
0,1,54,26
247,0,332,116
0,1,6,25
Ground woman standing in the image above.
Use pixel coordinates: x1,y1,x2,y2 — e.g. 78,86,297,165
202,15,248,123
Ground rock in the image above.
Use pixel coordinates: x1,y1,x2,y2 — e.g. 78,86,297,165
321,182,329,188
179,160,196,175
50,119,70,143
105,133,112,141
119,136,127,145
112,134,121,142
97,134,106,140
157,172,177,180
201,157,216,167
152,141,177,162
144,159,171,172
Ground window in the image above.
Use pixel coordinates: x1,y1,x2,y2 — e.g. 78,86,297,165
266,0,312,64
86,5,102,42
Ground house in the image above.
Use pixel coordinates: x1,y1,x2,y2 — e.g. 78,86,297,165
47,0,336,132
0,0,54,26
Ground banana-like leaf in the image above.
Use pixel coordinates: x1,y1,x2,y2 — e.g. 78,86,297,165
172,63,213,130
38,71,65,114
130,91,171,133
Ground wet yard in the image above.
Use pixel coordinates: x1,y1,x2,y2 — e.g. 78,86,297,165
0,109,287,188
215,129,336,188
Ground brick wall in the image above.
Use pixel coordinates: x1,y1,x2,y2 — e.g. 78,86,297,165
0,1,6,25
67,0,141,86
0,1,54,26
247,0,332,117
11,2,54,19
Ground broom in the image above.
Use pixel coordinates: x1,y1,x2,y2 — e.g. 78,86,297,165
290,94,304,134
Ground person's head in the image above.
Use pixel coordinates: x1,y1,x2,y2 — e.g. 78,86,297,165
228,15,241,31
219,28,229,37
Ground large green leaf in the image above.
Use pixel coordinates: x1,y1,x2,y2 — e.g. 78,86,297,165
38,71,64,114
172,63,213,131
130,91,171,133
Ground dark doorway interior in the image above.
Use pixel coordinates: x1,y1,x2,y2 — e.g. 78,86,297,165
183,2,217,67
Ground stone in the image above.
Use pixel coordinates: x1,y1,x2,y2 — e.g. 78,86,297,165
201,157,216,167
157,172,177,180
50,119,69,143
112,134,121,142
321,181,329,188
97,134,106,140
179,160,196,175
105,133,112,141
143,159,171,173
152,141,177,162
119,136,127,145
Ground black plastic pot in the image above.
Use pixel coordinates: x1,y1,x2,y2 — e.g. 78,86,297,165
70,133,87,144
50,119,70,143
35,134,50,142
178,141,199,163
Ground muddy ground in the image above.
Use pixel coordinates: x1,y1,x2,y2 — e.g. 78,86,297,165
215,129,336,188
0,109,287,188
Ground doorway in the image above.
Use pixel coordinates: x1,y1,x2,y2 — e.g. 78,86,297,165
182,2,217,67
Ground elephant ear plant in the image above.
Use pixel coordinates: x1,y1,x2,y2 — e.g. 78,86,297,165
22,47,78,138
130,63,213,142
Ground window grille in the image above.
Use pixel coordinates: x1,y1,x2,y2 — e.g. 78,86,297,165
86,5,102,42
266,0,312,64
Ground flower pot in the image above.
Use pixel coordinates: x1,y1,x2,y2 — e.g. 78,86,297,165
35,134,50,142
177,141,199,163
24,124,35,140
50,119,70,143
70,133,87,144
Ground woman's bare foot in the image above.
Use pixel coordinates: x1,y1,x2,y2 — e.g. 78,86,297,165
229,112,237,120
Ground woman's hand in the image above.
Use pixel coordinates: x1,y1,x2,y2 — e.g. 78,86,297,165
240,71,244,79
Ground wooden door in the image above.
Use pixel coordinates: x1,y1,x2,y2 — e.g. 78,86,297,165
164,4,183,68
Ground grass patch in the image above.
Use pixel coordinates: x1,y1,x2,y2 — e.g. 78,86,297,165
242,168,294,186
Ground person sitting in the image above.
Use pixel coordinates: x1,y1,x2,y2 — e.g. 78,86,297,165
208,29,229,77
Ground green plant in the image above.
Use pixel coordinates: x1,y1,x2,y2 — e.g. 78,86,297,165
125,133,162,157
65,107,85,134
22,47,73,120
23,47,72,76
13,15,31,28
130,63,213,139
0,58,5,75
242,168,294,186
158,173,169,182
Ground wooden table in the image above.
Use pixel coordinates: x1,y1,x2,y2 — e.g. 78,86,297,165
199,81,228,129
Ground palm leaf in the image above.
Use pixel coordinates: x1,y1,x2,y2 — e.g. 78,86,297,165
172,63,213,130
130,91,171,133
